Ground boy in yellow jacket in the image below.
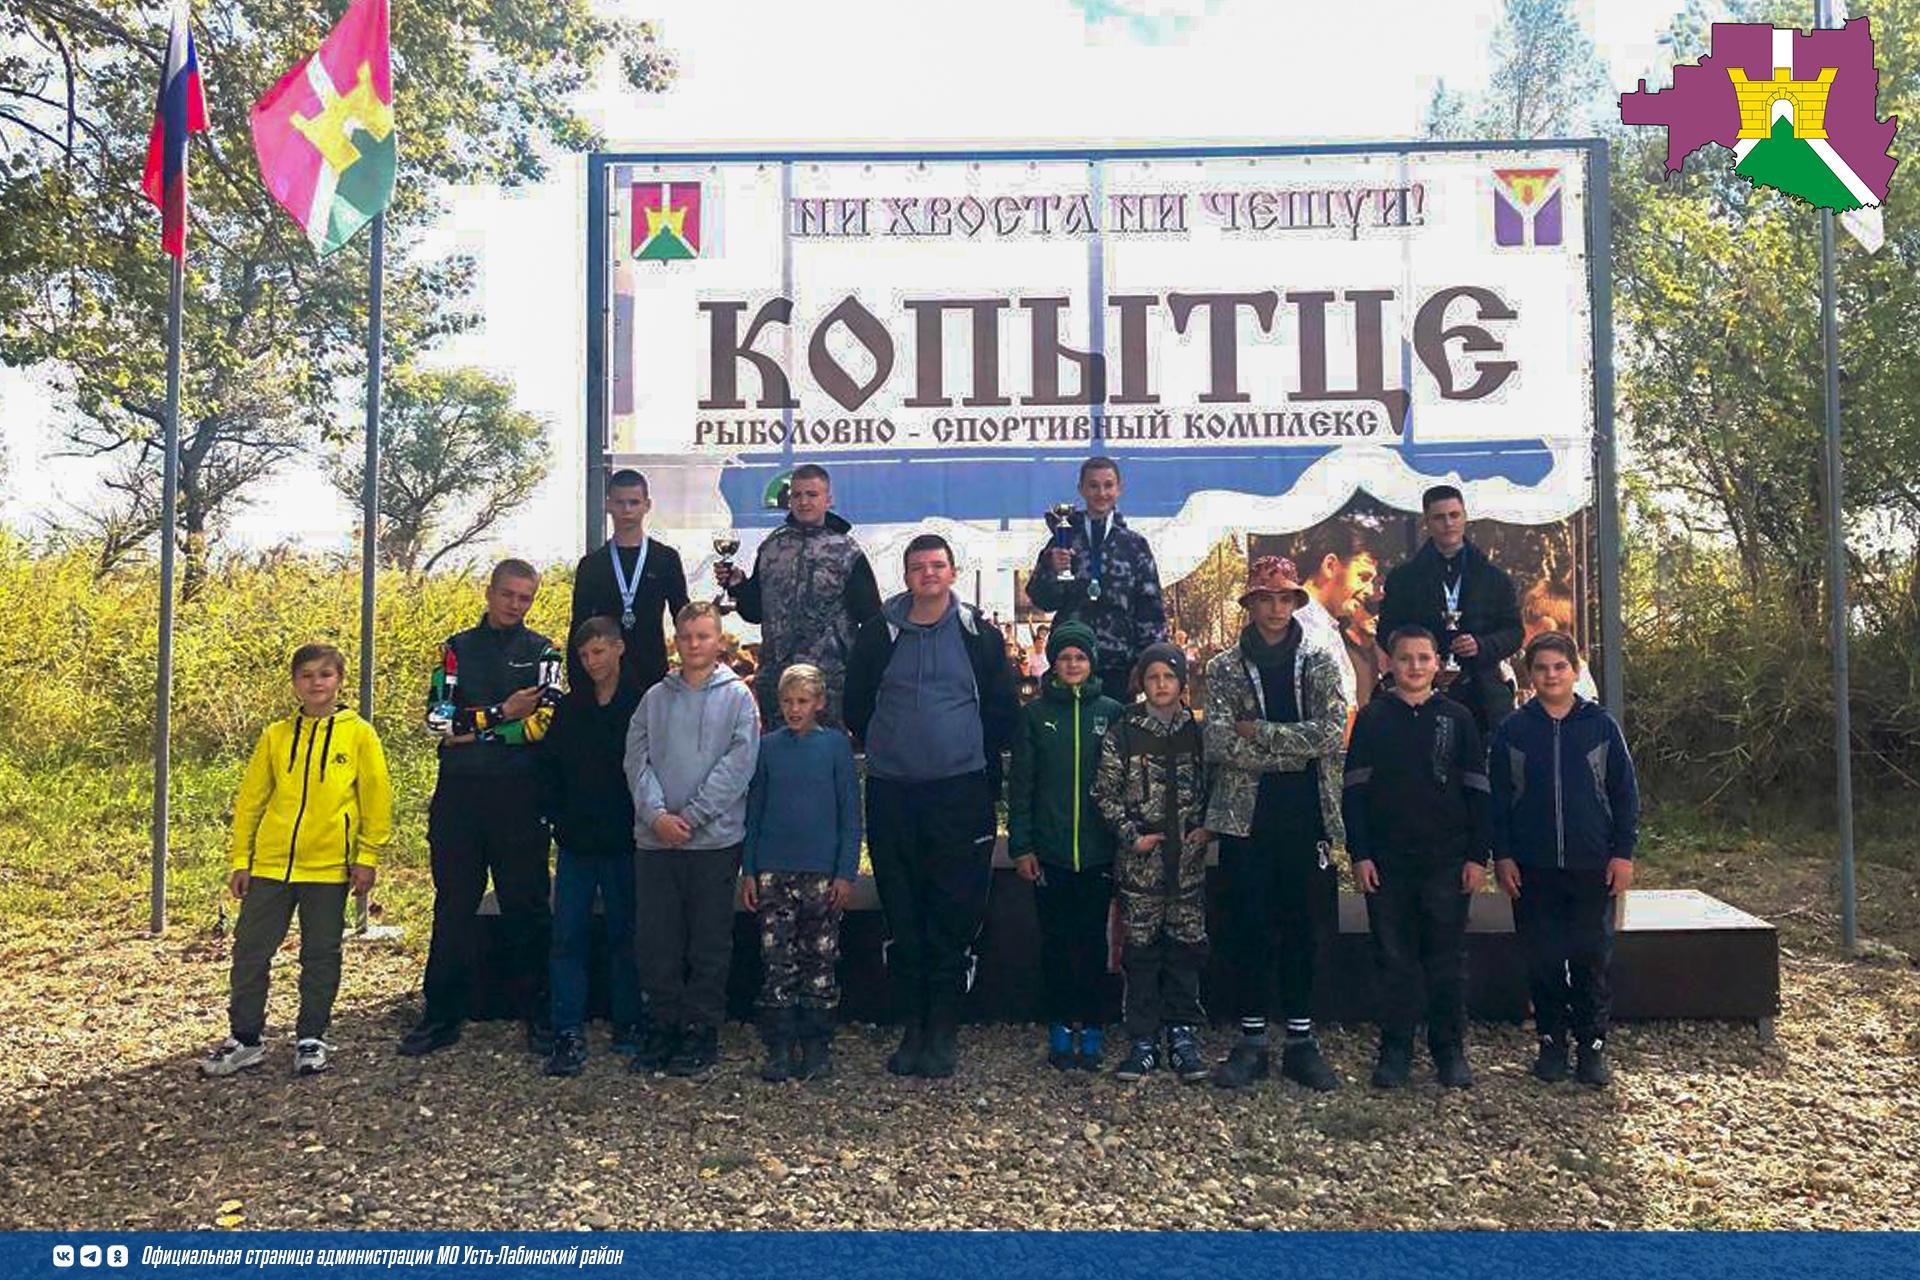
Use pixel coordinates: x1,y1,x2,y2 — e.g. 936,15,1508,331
203,644,393,1077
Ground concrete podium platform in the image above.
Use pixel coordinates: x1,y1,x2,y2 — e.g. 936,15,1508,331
470,861,1778,1026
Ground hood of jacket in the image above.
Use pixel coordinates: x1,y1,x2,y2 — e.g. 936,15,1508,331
1041,672,1105,704
785,509,855,536
653,660,747,754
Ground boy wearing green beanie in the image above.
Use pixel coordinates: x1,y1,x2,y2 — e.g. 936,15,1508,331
1007,619,1126,1069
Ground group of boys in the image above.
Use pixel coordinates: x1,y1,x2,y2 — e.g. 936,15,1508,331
206,464,1637,1096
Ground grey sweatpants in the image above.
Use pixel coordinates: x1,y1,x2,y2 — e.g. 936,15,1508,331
228,877,350,1043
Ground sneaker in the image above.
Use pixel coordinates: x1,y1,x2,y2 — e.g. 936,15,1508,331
397,1020,460,1057
1212,1040,1272,1089
666,1026,718,1077
610,1022,646,1055
1075,1026,1106,1072
1167,1026,1209,1084
1370,1036,1412,1090
1531,1035,1571,1083
1433,1041,1475,1089
886,1023,926,1077
201,1037,266,1078
543,1030,587,1078
1047,1024,1076,1070
525,1018,556,1056
1112,1039,1159,1082
1280,1036,1340,1092
294,1038,332,1077
1575,1038,1612,1087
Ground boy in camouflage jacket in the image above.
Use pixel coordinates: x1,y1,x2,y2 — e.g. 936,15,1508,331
1093,643,1212,1084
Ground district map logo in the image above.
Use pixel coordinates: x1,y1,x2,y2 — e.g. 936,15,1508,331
1492,168,1563,246
1619,19,1898,213
632,181,705,262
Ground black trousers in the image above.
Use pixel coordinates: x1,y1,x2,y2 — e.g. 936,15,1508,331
1032,863,1113,1027
866,771,995,1026
422,772,551,1024
1121,937,1207,1042
1364,857,1472,1047
635,845,743,1030
1218,820,1336,1025
1512,864,1616,1042
1098,662,1136,707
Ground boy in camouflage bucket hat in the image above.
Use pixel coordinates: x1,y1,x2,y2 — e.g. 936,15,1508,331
1202,556,1349,1093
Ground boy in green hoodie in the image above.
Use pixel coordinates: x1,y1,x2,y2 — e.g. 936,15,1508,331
1008,620,1124,1070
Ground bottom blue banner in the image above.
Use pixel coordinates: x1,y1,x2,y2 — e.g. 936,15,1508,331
2,1232,1913,1280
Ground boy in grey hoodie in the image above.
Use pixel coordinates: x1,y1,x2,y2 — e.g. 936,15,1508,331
625,601,762,1077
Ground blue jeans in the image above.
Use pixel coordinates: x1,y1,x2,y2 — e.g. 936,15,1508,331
549,848,640,1033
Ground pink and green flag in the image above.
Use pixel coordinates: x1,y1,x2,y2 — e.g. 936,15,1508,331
250,0,394,256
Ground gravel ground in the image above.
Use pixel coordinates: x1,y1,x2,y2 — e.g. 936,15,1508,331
2,904,1915,1234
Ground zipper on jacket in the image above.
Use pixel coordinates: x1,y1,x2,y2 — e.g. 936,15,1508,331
1552,716,1565,869
286,718,320,880
1071,690,1082,872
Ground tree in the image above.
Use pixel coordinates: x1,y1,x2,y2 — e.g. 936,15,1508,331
330,365,549,575
1421,0,1610,139
0,0,674,590
1610,0,1920,614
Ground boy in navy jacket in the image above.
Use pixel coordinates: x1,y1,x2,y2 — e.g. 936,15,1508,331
1489,632,1639,1087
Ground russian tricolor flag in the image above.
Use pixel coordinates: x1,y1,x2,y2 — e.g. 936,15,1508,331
141,0,209,258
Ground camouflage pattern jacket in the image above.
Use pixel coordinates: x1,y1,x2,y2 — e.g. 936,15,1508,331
1201,637,1348,849
734,511,882,726
1026,510,1168,680
1092,704,1212,947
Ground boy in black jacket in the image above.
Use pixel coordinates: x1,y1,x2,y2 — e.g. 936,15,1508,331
537,617,644,1076
1491,631,1639,1087
569,468,690,696
1343,625,1490,1090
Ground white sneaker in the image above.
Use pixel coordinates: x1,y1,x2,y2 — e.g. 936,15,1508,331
294,1039,331,1076
201,1037,266,1077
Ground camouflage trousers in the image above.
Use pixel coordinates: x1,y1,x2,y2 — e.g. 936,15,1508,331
754,872,844,1010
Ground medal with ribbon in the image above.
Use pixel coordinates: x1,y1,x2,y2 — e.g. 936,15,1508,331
610,539,649,633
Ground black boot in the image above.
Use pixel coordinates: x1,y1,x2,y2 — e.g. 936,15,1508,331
1370,1034,1413,1089
919,995,960,1079
887,1021,925,1076
667,1025,718,1077
630,1023,681,1073
1210,1040,1271,1089
1432,1039,1475,1089
793,1007,833,1081
1531,1034,1570,1083
1280,1035,1340,1092
757,1008,794,1083
1575,1036,1612,1087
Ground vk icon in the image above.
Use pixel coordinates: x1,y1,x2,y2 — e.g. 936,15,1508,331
107,1247,128,1268
80,1246,102,1267
52,1246,74,1267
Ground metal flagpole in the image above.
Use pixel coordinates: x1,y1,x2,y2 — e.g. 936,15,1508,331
152,255,184,935
1815,0,1857,951
360,214,385,723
